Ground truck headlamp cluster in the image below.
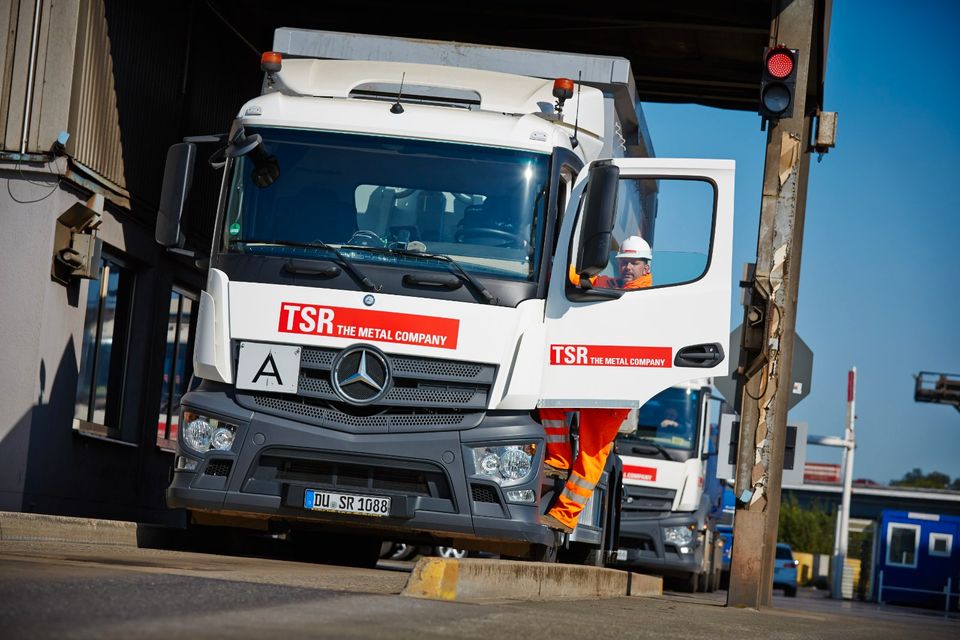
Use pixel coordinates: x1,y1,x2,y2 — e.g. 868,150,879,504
663,524,696,548
470,444,536,484
181,411,237,454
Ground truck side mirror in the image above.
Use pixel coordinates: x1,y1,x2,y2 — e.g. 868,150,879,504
575,161,619,278
156,142,196,248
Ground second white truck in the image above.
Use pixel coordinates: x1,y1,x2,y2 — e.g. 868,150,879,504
614,381,729,589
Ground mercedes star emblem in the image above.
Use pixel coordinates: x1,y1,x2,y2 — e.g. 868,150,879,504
331,345,390,405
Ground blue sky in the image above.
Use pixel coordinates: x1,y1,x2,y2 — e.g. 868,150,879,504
641,0,960,484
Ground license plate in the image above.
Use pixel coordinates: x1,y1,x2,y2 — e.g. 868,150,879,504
616,549,628,561
236,342,301,394
303,489,391,517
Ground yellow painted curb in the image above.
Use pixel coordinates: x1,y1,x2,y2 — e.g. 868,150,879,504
401,557,663,602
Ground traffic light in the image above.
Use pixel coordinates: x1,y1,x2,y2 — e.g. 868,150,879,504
759,46,799,120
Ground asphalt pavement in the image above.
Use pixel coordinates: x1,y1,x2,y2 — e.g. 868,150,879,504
1,539,957,639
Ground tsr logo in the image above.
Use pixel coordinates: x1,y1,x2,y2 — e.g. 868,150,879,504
550,345,588,365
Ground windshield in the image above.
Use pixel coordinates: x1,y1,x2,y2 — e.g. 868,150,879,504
618,386,701,452
221,127,551,282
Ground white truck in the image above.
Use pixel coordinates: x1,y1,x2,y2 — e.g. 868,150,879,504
155,29,734,566
613,381,729,590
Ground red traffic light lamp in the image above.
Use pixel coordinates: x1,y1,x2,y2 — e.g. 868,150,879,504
759,46,799,121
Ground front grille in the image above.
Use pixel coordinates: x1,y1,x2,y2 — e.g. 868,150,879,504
250,395,475,433
620,484,677,517
256,451,451,499
471,484,500,504
236,344,496,434
205,459,233,477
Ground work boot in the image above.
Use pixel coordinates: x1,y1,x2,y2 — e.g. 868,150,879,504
540,512,574,534
543,464,570,481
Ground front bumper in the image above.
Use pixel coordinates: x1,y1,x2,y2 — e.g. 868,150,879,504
167,386,555,548
613,513,702,577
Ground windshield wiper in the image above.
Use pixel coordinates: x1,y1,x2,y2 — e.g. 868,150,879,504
230,238,379,291
341,245,497,304
625,437,673,460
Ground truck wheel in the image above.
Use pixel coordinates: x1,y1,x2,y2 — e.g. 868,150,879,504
677,571,700,593
705,568,717,592
697,571,709,592
785,585,797,597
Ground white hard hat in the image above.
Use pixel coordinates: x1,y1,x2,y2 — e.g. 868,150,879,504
615,235,652,261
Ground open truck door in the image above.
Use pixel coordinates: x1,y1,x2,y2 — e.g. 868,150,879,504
541,158,734,409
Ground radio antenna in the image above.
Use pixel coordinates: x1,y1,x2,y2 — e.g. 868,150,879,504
390,73,406,114
570,71,582,149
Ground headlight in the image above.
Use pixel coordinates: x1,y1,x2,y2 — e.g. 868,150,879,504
470,444,536,484
181,411,237,454
663,525,696,547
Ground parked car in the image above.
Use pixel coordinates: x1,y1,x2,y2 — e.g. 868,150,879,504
773,543,799,597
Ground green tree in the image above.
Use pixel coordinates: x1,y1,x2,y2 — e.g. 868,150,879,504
777,494,835,555
890,468,951,489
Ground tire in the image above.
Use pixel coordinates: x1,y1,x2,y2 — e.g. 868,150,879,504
697,571,709,593
706,568,717,593
785,585,797,597
382,543,421,561
677,571,700,593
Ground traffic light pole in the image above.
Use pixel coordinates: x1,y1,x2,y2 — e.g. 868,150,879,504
727,0,816,609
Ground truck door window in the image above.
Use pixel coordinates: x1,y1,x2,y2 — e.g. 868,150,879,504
571,177,715,291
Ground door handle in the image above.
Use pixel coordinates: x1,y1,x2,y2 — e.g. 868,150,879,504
675,343,725,368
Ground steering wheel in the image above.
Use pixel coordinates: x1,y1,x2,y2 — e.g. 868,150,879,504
455,227,527,248
345,230,386,247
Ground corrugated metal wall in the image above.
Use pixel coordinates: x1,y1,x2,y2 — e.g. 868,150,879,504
67,0,126,189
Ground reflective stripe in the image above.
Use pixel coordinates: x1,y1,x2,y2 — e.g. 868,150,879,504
542,419,566,429
545,435,569,443
560,487,590,505
567,473,596,492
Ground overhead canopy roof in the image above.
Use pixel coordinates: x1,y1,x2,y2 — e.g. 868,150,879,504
213,0,830,113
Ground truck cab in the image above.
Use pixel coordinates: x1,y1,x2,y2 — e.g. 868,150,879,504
614,381,728,589
155,30,735,565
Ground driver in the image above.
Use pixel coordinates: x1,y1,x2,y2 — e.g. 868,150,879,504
568,235,652,290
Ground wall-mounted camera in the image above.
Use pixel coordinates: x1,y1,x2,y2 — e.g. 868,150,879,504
51,199,103,284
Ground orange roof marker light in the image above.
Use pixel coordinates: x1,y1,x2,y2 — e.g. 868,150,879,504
261,51,282,74
552,77,575,117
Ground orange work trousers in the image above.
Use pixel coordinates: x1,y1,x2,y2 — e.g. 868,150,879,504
539,407,631,529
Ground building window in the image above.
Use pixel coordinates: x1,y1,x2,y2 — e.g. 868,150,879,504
886,523,920,568
156,287,197,451
929,533,952,558
74,255,135,439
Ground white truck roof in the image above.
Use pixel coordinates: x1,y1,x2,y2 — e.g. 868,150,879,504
272,29,654,159
270,59,606,139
